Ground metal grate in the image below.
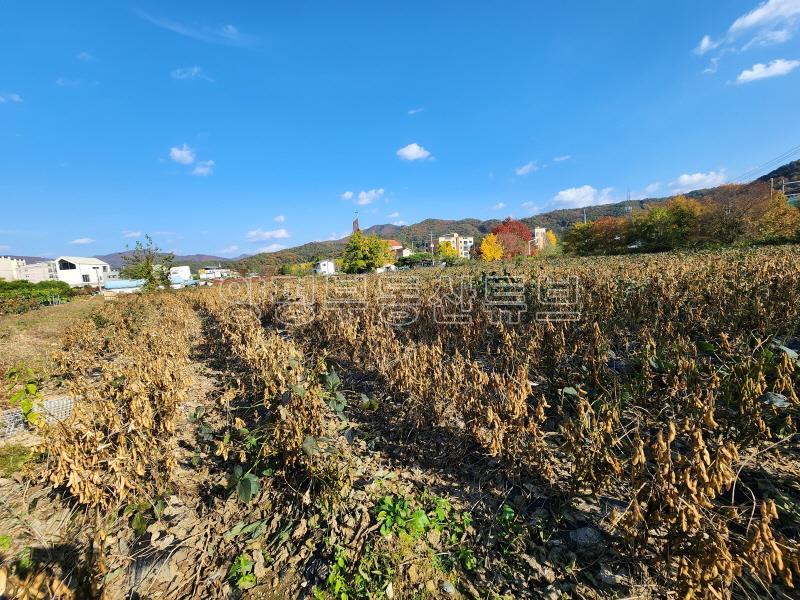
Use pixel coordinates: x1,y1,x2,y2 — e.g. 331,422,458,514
0,396,74,438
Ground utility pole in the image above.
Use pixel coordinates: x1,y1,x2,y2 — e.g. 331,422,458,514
583,208,587,224
430,232,434,267
771,177,774,201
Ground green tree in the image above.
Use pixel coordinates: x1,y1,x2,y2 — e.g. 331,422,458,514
340,232,393,274
121,234,174,291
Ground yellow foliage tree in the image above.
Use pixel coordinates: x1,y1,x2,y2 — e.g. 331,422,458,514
545,230,558,247
480,233,503,261
437,241,459,260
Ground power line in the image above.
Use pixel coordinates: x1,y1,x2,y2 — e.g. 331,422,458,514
730,143,800,184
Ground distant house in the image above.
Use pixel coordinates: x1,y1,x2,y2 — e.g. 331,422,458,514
55,256,110,287
438,233,474,259
385,240,412,259
169,265,192,281
198,266,232,280
22,261,58,283
0,256,25,281
314,259,336,275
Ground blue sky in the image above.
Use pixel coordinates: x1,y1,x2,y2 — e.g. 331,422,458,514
2,1,800,258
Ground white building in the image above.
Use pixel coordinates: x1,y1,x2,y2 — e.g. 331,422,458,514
533,227,547,251
438,233,474,259
0,256,25,281
169,265,192,281
22,261,58,283
198,266,232,280
55,256,111,287
314,259,336,275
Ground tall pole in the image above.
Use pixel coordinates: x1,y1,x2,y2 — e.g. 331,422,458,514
583,208,587,224
771,177,774,201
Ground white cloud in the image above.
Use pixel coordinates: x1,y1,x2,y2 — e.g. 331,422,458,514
522,201,539,214
169,144,196,165
55,77,97,87
274,215,285,223
192,159,215,176
407,107,424,115
392,220,407,226
515,161,538,176
171,66,214,81
137,11,259,47
396,143,432,161
736,58,800,82
340,191,354,201
69,237,94,245
553,185,614,208
669,170,727,192
742,28,793,49
122,230,142,238
256,243,285,253
553,155,571,162
643,182,661,195
387,211,400,218
356,188,385,205
694,35,720,55
76,51,93,61
0,92,22,103
730,0,800,33
492,202,506,210
219,245,239,254
246,228,290,241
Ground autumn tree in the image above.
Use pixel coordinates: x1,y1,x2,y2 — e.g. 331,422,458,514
340,232,393,274
491,217,533,258
480,233,504,261
545,230,558,247
436,240,460,265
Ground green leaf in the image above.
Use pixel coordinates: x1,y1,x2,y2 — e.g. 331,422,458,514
237,474,260,502
131,511,147,535
302,435,320,457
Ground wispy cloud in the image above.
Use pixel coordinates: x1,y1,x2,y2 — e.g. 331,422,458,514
137,11,259,47
274,215,285,223
553,155,571,162
76,51,94,61
192,159,215,176
246,228,290,241
340,191,354,201
736,58,800,82
69,237,94,245
219,245,239,255
0,92,22,103
55,77,98,87
553,185,613,208
407,107,424,115
669,169,727,192
122,230,142,238
387,211,400,218
694,34,720,55
515,161,538,176
171,66,214,81
396,143,433,161
522,201,539,214
696,0,800,67
392,220,407,226
492,202,506,210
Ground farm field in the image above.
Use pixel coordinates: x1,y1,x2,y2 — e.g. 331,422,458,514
1,245,800,599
